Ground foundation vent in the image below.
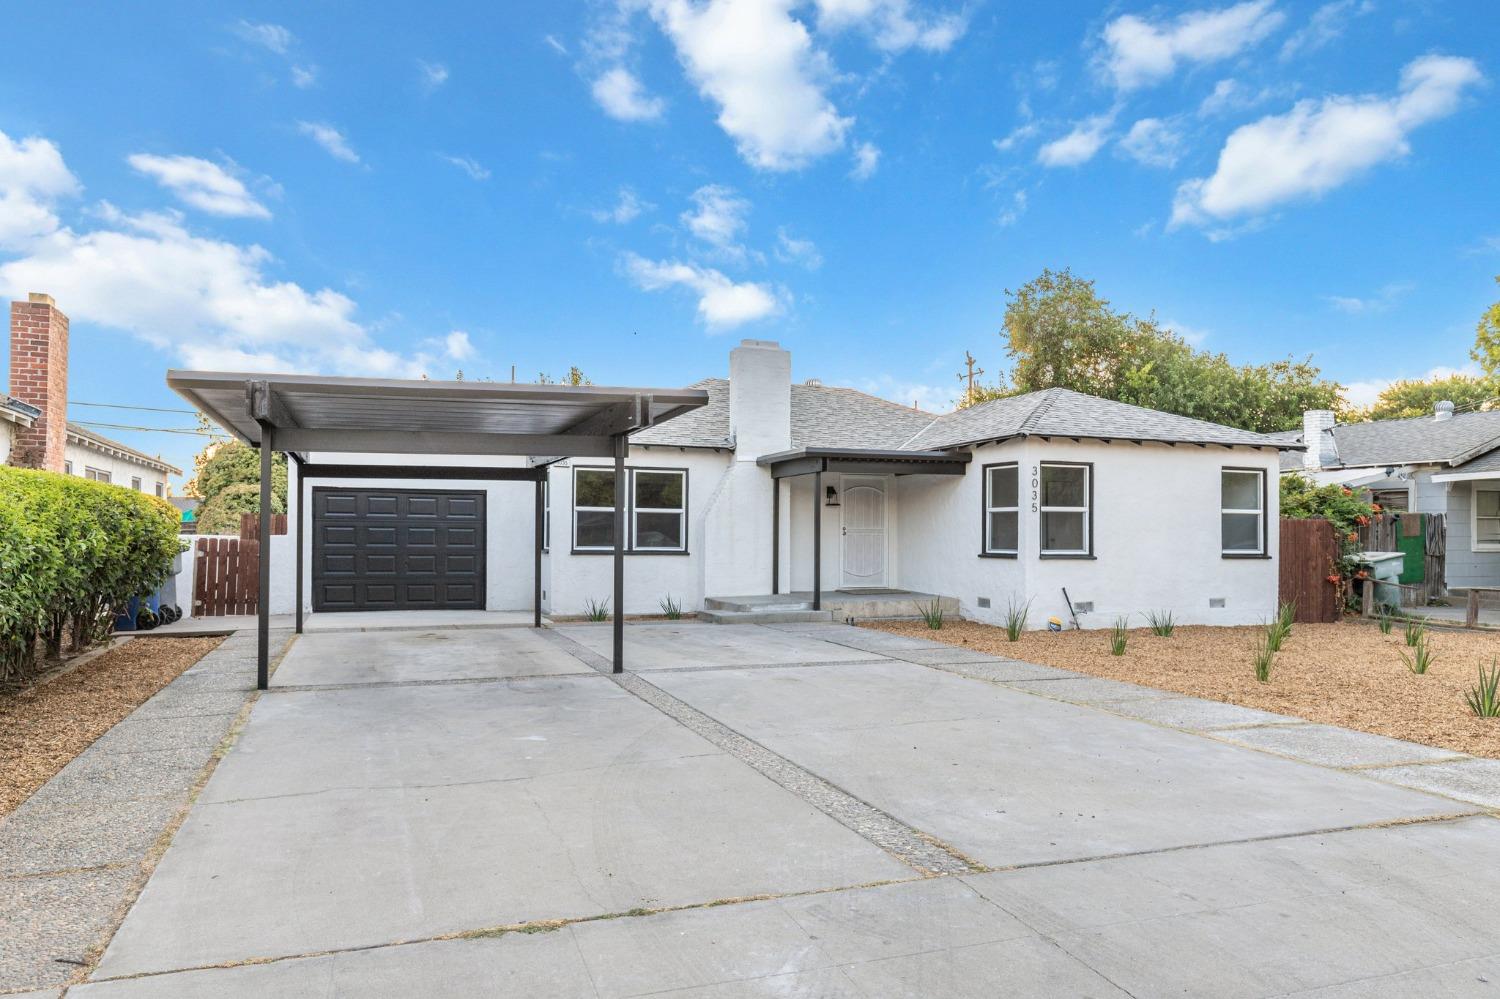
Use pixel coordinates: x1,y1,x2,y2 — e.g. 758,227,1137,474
1209,597,1226,608
976,597,991,609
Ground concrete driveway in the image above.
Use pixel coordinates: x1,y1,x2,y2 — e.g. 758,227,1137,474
70,621,1500,998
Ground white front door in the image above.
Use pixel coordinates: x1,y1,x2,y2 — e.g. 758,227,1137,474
840,475,888,588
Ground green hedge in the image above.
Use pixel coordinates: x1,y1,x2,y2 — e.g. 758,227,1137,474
0,466,184,685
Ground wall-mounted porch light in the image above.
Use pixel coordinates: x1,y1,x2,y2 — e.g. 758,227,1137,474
825,485,840,507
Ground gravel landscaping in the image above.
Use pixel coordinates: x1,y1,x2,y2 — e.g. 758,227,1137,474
864,618,1500,760
0,636,225,817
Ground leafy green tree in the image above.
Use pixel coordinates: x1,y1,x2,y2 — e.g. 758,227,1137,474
1359,374,1495,421
996,268,1345,432
1472,275,1500,382
189,440,286,535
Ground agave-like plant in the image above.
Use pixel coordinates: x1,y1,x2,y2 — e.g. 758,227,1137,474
1404,617,1427,648
1400,634,1437,675
1146,609,1175,637
1003,596,1031,641
1465,661,1500,718
1251,633,1274,683
916,598,945,630
584,597,610,622
1109,615,1129,656
659,594,682,619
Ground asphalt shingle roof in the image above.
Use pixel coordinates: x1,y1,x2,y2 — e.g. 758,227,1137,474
634,380,1291,454
1280,409,1500,471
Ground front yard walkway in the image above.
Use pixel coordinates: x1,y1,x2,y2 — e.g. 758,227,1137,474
8,621,1500,997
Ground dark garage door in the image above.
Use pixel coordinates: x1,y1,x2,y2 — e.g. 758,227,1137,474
312,488,486,611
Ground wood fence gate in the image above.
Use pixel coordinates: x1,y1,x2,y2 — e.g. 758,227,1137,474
193,536,261,616
1278,518,1341,623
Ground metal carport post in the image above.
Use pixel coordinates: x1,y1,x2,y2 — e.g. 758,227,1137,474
171,372,708,691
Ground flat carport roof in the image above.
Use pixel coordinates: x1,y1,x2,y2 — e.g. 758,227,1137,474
168,370,710,687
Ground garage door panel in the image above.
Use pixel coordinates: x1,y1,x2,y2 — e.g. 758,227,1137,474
312,488,485,612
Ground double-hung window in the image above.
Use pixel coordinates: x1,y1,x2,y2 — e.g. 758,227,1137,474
1475,486,1500,552
572,466,687,553
1221,468,1266,556
85,467,111,484
1039,463,1090,556
982,463,1018,555
155,482,165,498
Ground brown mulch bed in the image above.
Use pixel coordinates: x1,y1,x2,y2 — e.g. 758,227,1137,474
0,636,225,817
864,618,1500,760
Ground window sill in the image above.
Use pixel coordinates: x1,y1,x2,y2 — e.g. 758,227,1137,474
1222,552,1271,559
570,549,691,557
978,552,1018,559
1039,553,1095,560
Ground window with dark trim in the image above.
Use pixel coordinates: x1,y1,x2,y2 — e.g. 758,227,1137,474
572,466,687,553
1221,467,1266,556
155,482,164,498
84,466,111,483
1039,462,1091,556
131,476,142,491
982,462,1018,555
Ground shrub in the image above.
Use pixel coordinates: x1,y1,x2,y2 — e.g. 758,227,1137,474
1109,616,1129,655
1003,596,1030,641
1146,610,1175,637
659,594,682,619
1466,661,1500,718
916,598,945,630
584,598,610,622
0,467,182,685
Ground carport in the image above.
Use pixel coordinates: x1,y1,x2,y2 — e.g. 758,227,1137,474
167,371,710,687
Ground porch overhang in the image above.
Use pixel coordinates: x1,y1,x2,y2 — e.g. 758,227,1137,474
757,446,971,479
167,369,709,688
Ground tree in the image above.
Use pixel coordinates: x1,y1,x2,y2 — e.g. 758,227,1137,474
1472,275,1500,382
537,366,591,386
189,439,287,535
996,268,1345,432
1360,374,1495,421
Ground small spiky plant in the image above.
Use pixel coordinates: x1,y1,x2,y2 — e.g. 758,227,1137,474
1404,617,1427,648
1400,635,1436,675
1465,661,1500,718
1251,633,1274,683
584,598,610,622
659,595,682,619
1146,609,1175,637
1003,596,1030,641
916,598,945,630
1109,615,1129,656
1376,610,1393,635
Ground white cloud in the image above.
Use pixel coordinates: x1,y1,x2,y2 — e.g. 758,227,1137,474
127,154,271,219
297,121,361,164
811,0,966,52
1280,0,1374,61
440,154,491,181
646,0,851,171
591,186,653,224
850,141,881,179
418,60,449,91
993,121,1039,153
1197,78,1286,116
1172,55,1484,228
592,66,667,122
0,132,80,249
845,374,953,413
996,189,1027,227
233,20,293,55
1161,319,1209,346
544,34,569,55
1343,363,1483,409
681,184,751,255
290,64,318,88
775,227,823,269
620,252,780,328
1119,117,1185,168
1325,280,1415,314
1100,0,1285,90
1037,114,1113,167
444,330,475,360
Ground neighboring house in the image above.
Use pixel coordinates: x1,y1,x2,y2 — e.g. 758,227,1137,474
7,294,181,495
0,392,40,465
1275,403,1500,590
170,496,201,534
267,339,1297,629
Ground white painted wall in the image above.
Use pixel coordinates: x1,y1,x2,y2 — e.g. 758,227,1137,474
63,441,171,496
0,420,11,464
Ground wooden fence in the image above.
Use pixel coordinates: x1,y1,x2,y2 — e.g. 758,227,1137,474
193,536,261,616
1279,518,1341,623
239,512,288,540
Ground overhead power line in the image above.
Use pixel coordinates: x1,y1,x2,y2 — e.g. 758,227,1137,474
69,400,198,415
72,420,217,436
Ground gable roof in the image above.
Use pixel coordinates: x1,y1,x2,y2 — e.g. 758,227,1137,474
634,380,1293,454
1280,409,1500,472
67,422,183,476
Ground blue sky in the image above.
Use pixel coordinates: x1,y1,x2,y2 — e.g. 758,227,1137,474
0,1,1494,482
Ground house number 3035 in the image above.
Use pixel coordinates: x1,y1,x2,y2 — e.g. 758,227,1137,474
1030,465,1039,513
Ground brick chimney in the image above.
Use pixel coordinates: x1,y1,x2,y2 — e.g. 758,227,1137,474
9,293,69,472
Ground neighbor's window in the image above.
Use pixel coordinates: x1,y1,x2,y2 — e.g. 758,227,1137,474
155,482,164,498
573,467,617,550
983,462,1018,555
1475,486,1500,552
633,469,686,551
572,466,687,553
1221,468,1266,555
1039,462,1090,555
64,460,73,475
84,467,111,483
131,476,142,491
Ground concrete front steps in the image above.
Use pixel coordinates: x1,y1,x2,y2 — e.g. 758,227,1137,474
699,591,959,625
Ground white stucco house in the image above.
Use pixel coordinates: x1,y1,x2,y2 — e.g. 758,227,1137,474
1276,403,1500,590
258,339,1296,630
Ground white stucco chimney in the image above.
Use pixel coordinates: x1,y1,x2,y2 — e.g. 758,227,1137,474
728,339,791,460
1433,400,1454,422
1302,409,1338,470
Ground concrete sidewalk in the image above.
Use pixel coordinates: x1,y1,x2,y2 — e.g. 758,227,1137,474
34,622,1500,997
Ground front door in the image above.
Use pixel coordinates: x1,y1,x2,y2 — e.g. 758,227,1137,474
840,475,888,589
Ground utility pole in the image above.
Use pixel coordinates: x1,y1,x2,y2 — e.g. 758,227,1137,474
957,351,984,407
